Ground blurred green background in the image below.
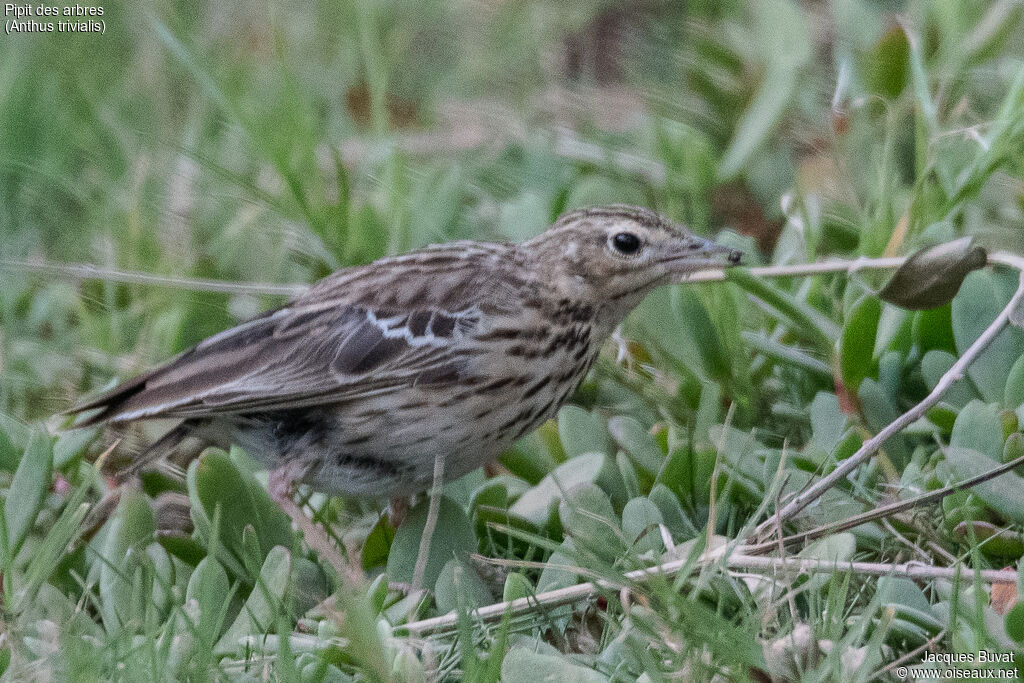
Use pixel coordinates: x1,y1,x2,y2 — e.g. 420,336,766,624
3,0,1021,422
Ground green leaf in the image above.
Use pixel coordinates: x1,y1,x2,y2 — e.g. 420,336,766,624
434,558,493,614
557,406,612,459
798,533,855,592
945,446,1024,525
99,491,156,634
503,572,532,603
501,647,610,682
608,416,663,477
509,453,606,526
1006,603,1024,643
387,496,476,588
361,514,395,571
648,484,698,540
809,392,849,454
880,238,988,310
840,295,881,392
1006,354,1024,409
4,429,53,561
858,378,911,466
53,428,97,469
537,539,579,594
912,305,957,355
187,450,294,576
921,350,980,408
622,497,664,552
950,401,1005,461
559,485,624,563
216,546,292,654
952,271,1024,402
186,556,232,647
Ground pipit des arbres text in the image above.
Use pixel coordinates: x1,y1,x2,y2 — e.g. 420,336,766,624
68,205,741,582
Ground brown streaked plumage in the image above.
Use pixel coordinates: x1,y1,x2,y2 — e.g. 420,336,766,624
67,205,741,498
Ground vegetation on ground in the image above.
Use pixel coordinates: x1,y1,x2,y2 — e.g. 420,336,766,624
2,0,1024,679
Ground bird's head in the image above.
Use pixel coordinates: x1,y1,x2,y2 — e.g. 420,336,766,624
523,205,742,325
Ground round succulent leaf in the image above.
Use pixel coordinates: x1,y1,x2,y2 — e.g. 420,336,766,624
945,446,1024,525
952,270,1024,402
146,542,176,615
880,237,987,310
537,538,579,593
53,427,97,469
920,350,981,408
648,484,698,540
557,406,612,460
1005,354,1024,409
858,378,911,466
361,514,395,571
186,555,232,647
99,490,156,635
1005,603,1024,643
912,305,957,355
386,496,476,588
616,452,641,500
950,400,1005,461
187,450,294,575
864,25,910,98
608,415,664,476
558,484,624,563
953,521,1024,559
622,497,664,552
501,647,610,682
434,558,493,614
503,572,532,603
215,545,292,655
1005,433,1024,468
290,556,331,615
509,452,605,526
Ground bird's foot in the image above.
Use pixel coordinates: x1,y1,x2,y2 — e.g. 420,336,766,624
267,464,358,586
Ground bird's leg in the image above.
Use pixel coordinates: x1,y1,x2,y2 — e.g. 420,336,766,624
410,452,446,593
389,496,410,528
267,463,354,583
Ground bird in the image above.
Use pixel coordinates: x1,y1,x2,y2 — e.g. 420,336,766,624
66,204,741,581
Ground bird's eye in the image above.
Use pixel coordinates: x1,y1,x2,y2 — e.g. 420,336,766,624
611,232,642,255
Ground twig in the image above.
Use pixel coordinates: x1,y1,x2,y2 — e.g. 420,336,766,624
752,270,1024,540
743,451,1024,554
0,259,306,297
870,630,947,682
399,549,1012,637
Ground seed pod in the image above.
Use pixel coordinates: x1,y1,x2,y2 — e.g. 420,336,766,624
880,237,988,310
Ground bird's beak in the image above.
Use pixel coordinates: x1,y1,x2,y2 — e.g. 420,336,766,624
659,236,743,276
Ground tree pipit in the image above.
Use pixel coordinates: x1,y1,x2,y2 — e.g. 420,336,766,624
67,205,742,589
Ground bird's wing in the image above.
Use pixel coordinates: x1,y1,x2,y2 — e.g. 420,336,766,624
68,243,529,426
68,299,485,425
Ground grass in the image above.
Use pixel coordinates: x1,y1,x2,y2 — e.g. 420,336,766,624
2,0,1024,680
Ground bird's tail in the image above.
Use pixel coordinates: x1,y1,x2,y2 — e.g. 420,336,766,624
112,420,204,484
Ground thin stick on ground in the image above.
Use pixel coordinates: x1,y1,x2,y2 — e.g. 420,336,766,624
411,452,446,593
0,259,306,296
752,271,1024,541
400,549,1014,637
744,451,1024,554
